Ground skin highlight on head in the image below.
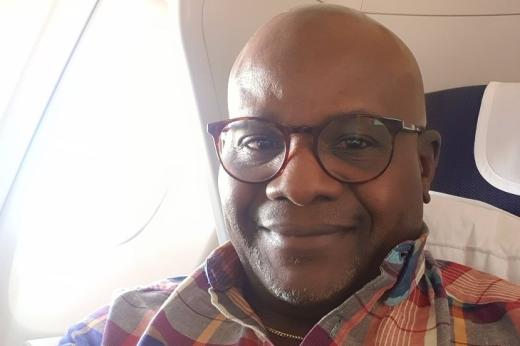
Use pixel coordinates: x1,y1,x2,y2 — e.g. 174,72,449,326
220,4,440,341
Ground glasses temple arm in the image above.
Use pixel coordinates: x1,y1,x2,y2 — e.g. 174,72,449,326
402,122,425,134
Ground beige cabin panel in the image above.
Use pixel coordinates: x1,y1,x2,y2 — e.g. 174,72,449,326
371,14,520,92
362,0,520,15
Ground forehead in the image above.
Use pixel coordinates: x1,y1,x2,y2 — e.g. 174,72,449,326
229,56,421,127
227,14,425,126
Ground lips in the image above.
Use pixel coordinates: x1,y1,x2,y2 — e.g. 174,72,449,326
256,224,356,263
255,203,362,238
258,223,355,237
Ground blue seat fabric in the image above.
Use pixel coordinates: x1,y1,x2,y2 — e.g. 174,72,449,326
425,85,520,217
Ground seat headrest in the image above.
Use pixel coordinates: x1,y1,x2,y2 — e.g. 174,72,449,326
475,82,520,195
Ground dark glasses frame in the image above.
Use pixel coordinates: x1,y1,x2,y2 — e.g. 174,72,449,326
207,114,424,184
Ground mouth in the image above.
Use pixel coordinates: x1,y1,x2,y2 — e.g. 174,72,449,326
256,224,357,264
258,224,355,238
256,224,356,252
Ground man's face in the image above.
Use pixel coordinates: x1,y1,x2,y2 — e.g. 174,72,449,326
219,14,429,306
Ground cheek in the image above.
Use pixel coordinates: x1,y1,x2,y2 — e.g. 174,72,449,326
357,140,424,245
218,169,262,241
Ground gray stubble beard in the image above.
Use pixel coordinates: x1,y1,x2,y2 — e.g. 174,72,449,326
245,240,362,306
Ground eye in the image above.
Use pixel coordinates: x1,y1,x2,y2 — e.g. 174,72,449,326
239,136,281,151
333,136,374,150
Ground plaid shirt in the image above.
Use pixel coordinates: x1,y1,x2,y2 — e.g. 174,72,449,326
60,233,520,345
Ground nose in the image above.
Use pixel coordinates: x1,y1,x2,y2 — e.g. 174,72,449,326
265,136,344,206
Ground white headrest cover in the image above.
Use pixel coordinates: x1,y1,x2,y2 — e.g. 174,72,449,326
475,82,520,195
425,192,520,284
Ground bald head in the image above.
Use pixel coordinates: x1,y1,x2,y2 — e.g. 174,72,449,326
229,4,426,126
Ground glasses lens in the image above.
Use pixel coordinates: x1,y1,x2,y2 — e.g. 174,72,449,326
318,117,393,182
218,119,286,182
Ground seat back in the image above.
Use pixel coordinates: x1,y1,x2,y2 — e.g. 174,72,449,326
424,85,520,283
426,85,520,216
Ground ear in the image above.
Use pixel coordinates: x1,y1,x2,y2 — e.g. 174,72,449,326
418,130,441,204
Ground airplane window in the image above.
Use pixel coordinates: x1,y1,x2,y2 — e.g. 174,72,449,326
1,0,216,340
0,0,55,122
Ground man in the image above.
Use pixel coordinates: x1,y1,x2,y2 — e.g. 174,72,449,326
61,5,520,345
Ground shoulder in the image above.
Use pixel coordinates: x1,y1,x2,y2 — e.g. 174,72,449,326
434,260,520,343
436,259,520,305
59,276,187,346
110,275,186,311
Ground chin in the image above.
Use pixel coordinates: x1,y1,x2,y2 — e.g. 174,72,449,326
267,282,349,306
249,245,362,306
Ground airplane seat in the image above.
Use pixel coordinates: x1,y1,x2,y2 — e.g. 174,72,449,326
423,82,520,283
425,83,520,216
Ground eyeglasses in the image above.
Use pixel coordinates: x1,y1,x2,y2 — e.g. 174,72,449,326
207,114,424,184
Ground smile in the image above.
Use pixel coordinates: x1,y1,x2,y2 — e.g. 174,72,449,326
258,224,355,238
258,225,355,253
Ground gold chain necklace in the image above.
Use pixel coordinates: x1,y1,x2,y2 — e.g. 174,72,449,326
266,326,305,341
